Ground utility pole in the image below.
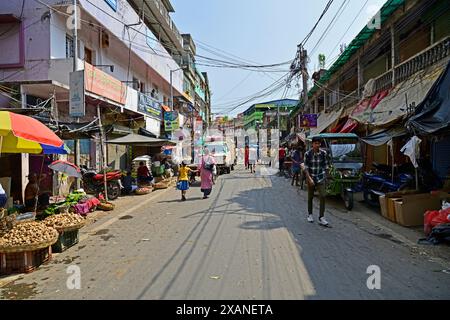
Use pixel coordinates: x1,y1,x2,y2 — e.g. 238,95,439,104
299,45,310,113
73,0,81,189
170,70,173,111
277,104,280,138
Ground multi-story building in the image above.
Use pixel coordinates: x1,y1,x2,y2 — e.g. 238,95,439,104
243,99,298,137
0,0,185,200
291,0,449,179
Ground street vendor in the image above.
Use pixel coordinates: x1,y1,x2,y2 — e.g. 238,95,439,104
137,161,153,185
24,173,49,210
121,171,136,195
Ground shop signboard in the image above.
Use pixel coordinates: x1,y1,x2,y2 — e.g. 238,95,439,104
164,111,179,131
84,62,126,104
264,111,290,116
300,114,318,128
69,70,85,117
138,92,162,119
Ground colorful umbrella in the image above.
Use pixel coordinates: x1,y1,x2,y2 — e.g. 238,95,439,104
48,160,81,178
0,111,64,154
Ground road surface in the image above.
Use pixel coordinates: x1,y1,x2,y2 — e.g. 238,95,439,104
1,167,449,299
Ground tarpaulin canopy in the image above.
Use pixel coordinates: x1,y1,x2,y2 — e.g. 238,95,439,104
350,62,446,127
360,126,408,146
407,61,450,135
309,108,343,136
106,133,176,147
340,119,358,133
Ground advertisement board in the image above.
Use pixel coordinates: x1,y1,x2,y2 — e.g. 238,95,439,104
138,93,162,119
69,70,85,117
300,114,318,128
164,111,179,131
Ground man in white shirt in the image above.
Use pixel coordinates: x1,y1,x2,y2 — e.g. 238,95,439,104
248,146,258,173
0,183,6,208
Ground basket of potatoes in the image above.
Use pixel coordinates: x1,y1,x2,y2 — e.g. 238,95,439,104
0,221,58,253
43,213,85,233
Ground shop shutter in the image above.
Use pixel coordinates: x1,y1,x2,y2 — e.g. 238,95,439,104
432,135,450,180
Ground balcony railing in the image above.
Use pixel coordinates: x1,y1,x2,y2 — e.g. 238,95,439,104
374,36,450,92
153,0,183,48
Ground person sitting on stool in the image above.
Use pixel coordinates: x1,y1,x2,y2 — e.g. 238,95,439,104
137,162,153,186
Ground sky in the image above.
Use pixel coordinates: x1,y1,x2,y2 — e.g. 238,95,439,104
171,0,386,117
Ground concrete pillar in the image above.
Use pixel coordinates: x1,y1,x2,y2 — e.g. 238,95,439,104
323,91,327,112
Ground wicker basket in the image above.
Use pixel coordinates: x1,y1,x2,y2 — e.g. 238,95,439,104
135,187,152,195
53,221,85,233
154,181,169,190
153,176,164,183
97,202,115,211
0,229,59,254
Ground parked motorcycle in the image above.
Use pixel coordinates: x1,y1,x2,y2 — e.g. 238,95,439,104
362,162,414,207
81,168,122,200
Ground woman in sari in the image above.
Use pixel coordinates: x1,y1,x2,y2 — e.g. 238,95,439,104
200,148,217,199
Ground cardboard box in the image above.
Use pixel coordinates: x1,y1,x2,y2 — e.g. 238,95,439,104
379,195,388,219
387,197,401,222
394,193,441,227
431,190,450,202
385,189,420,198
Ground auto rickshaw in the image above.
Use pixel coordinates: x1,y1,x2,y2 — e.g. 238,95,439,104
306,133,363,210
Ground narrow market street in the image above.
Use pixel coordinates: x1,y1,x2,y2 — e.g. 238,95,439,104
1,167,449,300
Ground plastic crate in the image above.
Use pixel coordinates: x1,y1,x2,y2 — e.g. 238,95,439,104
52,229,79,253
0,247,52,275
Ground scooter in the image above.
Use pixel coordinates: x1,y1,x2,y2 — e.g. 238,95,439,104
362,163,414,207
81,168,122,200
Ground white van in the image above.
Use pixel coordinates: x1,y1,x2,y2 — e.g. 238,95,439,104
204,141,233,174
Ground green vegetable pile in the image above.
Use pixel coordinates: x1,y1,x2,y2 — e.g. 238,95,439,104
44,191,86,216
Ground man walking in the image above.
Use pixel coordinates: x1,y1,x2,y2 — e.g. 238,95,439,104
304,136,330,226
291,147,303,187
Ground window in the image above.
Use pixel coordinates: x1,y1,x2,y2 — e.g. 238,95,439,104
132,77,140,91
66,34,74,58
104,0,117,11
84,47,93,64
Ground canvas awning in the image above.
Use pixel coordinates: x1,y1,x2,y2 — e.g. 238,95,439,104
407,61,450,135
309,108,343,136
106,133,176,147
360,126,408,146
350,61,447,127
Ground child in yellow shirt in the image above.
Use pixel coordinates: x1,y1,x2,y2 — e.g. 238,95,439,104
177,162,197,201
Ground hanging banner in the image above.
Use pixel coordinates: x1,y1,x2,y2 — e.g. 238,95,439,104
69,70,85,117
300,114,318,128
164,111,179,131
84,62,126,104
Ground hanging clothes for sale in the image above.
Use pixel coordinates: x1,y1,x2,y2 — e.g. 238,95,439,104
401,136,421,168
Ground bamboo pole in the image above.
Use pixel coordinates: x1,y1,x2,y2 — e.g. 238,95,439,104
97,105,108,201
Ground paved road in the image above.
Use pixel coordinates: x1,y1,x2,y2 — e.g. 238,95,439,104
1,167,449,299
